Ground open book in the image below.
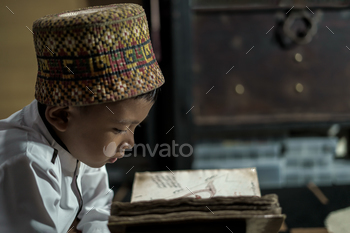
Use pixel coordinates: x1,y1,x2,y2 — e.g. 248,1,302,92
130,168,261,202
108,168,285,233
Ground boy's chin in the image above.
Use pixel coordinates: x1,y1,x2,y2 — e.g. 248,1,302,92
82,159,108,168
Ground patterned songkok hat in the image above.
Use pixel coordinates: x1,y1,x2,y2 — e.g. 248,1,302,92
32,4,165,106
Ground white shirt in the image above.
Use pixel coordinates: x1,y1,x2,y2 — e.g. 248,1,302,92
0,99,114,233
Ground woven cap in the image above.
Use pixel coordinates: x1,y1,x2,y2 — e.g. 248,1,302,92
32,3,165,106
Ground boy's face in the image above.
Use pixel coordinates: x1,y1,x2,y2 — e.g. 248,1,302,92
46,98,154,168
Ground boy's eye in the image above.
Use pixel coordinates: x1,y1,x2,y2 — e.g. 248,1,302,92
113,128,127,134
113,125,141,134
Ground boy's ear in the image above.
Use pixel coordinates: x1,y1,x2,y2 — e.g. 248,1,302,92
45,106,70,132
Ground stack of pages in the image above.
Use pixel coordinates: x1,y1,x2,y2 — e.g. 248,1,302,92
108,168,285,233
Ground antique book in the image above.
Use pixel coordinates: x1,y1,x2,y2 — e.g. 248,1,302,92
108,168,285,233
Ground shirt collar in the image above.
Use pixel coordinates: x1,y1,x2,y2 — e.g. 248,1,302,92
23,99,79,173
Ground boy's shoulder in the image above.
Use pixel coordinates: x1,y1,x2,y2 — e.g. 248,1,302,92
0,118,57,173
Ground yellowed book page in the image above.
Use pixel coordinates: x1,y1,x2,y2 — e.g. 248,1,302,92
131,168,261,202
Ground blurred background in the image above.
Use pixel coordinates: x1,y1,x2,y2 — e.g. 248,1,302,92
2,0,350,232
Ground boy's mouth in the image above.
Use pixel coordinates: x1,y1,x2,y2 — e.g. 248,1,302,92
108,157,118,163
108,152,124,163
111,151,125,159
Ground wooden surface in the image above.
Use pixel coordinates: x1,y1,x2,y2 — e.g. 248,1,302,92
290,228,329,233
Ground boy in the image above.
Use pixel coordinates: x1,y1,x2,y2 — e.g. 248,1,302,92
0,3,164,233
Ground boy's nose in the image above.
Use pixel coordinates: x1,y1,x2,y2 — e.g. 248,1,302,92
120,141,134,151
128,141,134,150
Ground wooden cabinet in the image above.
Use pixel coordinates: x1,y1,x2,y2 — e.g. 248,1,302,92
190,5,350,125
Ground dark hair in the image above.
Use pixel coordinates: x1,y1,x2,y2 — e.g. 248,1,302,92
133,88,160,102
76,88,160,112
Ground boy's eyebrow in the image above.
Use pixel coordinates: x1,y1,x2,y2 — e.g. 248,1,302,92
117,115,149,125
117,119,140,124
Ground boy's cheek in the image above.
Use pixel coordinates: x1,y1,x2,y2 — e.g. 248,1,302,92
73,132,118,160
102,141,118,158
